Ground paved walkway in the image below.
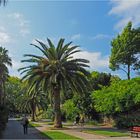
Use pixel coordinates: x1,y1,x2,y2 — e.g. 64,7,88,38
1,118,45,139
1,119,139,140
36,122,138,140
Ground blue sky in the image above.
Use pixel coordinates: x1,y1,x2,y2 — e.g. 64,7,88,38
0,0,139,79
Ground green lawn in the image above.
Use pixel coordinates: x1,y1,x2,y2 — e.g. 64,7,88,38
82,130,129,137
47,122,54,125
29,122,41,127
41,131,82,139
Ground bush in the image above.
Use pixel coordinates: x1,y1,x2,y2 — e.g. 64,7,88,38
114,115,140,129
62,100,80,121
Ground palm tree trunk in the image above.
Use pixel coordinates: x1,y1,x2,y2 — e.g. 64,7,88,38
31,100,36,121
127,64,130,80
32,109,35,121
53,87,62,128
3,83,6,105
0,83,3,106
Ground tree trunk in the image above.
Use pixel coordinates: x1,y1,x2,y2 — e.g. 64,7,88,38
53,87,62,128
0,83,3,106
3,83,6,106
127,65,130,80
32,109,35,121
31,100,36,121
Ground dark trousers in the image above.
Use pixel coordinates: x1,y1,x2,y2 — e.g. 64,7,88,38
23,124,28,134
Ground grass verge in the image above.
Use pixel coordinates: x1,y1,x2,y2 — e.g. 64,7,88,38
29,122,41,127
82,130,129,137
41,131,82,139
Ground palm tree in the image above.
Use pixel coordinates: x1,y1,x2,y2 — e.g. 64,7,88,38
0,47,12,105
19,38,90,128
17,83,48,121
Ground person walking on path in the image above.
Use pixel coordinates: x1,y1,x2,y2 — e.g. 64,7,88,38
21,115,29,134
74,114,80,125
80,115,85,127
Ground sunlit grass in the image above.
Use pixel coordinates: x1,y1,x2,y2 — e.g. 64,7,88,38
29,122,41,127
41,131,82,139
82,130,129,137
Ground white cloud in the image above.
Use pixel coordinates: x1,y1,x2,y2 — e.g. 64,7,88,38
71,34,81,40
109,0,140,29
12,59,23,70
90,34,112,40
8,12,30,36
8,58,24,77
0,26,6,31
20,29,30,37
0,32,11,44
73,50,109,70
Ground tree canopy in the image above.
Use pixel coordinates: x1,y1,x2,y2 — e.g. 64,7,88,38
109,22,140,79
19,38,90,127
92,77,140,115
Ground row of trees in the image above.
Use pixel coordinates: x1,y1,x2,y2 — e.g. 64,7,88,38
0,21,140,129
0,47,12,131
5,72,140,128
5,71,113,122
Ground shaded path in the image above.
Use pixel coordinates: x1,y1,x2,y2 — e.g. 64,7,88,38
36,123,107,139
1,118,45,139
36,122,136,140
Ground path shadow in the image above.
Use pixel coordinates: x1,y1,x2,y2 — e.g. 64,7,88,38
0,119,52,139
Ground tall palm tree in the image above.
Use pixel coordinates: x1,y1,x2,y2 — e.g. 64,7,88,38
0,47,12,105
19,38,90,128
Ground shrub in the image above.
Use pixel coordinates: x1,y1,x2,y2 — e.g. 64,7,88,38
114,115,140,129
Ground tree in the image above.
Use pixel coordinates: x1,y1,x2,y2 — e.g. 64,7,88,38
109,22,140,79
0,47,12,106
62,99,79,121
92,77,140,128
18,85,48,121
92,78,140,115
19,38,90,128
90,71,112,90
6,76,23,113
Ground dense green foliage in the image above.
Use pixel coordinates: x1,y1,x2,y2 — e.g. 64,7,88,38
0,47,12,106
6,76,23,113
0,47,11,130
62,99,79,120
17,86,48,121
62,72,113,121
90,71,112,90
110,22,140,79
93,77,140,115
92,77,140,127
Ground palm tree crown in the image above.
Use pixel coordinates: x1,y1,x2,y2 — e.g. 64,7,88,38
19,38,90,127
